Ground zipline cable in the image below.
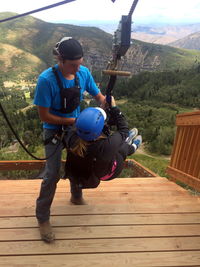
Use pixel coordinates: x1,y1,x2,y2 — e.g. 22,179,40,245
0,0,76,23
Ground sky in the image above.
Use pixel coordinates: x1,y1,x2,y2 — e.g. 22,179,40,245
1,0,200,25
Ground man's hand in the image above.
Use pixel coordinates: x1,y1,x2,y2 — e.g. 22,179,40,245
101,96,116,110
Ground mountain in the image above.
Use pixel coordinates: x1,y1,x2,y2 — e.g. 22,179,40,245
0,42,46,81
169,31,200,50
1,12,200,82
0,12,112,81
60,20,200,45
132,23,200,45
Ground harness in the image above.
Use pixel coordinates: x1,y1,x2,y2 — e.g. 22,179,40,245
52,66,81,114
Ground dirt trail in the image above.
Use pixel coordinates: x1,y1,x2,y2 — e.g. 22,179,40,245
136,143,171,161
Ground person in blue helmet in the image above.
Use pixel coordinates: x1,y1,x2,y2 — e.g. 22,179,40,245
64,96,142,199
34,37,105,243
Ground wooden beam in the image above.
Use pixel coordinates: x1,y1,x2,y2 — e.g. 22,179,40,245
176,111,200,126
0,160,46,170
0,159,157,178
124,159,157,177
166,166,200,192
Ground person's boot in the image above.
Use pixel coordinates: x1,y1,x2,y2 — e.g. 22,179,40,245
70,182,86,205
70,195,86,205
38,220,55,243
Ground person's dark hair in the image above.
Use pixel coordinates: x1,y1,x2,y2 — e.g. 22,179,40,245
53,37,83,60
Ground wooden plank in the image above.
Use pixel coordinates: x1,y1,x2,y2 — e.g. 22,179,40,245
179,126,191,172
1,224,200,241
0,183,186,194
187,127,200,175
193,148,200,179
0,190,198,208
0,159,156,177
1,213,200,229
102,70,131,76
176,111,200,126
175,126,187,169
0,160,46,170
1,251,200,267
172,126,183,169
0,237,200,256
180,126,195,173
0,178,186,194
166,166,200,192
124,159,158,177
170,126,180,167
0,159,156,178
0,177,166,187
1,200,200,217
183,126,200,177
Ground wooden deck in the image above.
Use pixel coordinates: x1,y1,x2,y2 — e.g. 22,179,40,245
0,177,200,266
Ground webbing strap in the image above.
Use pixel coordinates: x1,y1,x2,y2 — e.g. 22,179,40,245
52,66,79,89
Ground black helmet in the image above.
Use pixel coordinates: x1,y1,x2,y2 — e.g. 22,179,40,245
53,37,83,60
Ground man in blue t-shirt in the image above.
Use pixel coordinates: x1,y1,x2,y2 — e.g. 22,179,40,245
34,37,105,243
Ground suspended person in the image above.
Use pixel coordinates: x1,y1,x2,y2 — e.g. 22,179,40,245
33,37,105,243
64,96,142,202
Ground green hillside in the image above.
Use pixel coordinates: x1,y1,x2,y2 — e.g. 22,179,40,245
0,12,112,72
115,65,200,108
129,39,200,71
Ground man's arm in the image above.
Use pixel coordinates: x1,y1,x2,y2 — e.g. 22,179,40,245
93,92,106,105
37,106,75,125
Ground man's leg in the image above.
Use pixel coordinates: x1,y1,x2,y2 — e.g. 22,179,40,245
36,129,63,242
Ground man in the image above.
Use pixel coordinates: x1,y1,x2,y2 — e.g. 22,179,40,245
34,37,105,243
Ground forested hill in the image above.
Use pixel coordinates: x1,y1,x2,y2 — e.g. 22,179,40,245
1,12,200,81
115,65,200,108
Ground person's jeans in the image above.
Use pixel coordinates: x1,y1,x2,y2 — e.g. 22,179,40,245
36,129,82,223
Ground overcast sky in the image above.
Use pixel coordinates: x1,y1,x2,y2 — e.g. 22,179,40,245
1,0,200,24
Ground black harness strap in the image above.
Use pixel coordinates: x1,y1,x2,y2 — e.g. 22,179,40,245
52,66,81,113
106,75,117,107
52,66,79,88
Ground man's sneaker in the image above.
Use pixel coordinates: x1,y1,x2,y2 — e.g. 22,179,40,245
132,135,142,150
125,128,138,145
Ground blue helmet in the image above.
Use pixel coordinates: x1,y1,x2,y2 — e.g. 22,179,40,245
75,107,107,141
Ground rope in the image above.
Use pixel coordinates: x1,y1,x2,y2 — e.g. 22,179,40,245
0,0,76,23
0,102,61,160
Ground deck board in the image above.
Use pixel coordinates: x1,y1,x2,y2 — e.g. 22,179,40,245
0,177,200,266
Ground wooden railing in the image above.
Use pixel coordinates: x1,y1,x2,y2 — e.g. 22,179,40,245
166,110,200,191
0,159,157,178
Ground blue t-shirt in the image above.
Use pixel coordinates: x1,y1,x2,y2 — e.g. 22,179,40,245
34,64,100,129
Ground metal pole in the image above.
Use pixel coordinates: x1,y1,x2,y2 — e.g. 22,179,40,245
128,0,139,20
